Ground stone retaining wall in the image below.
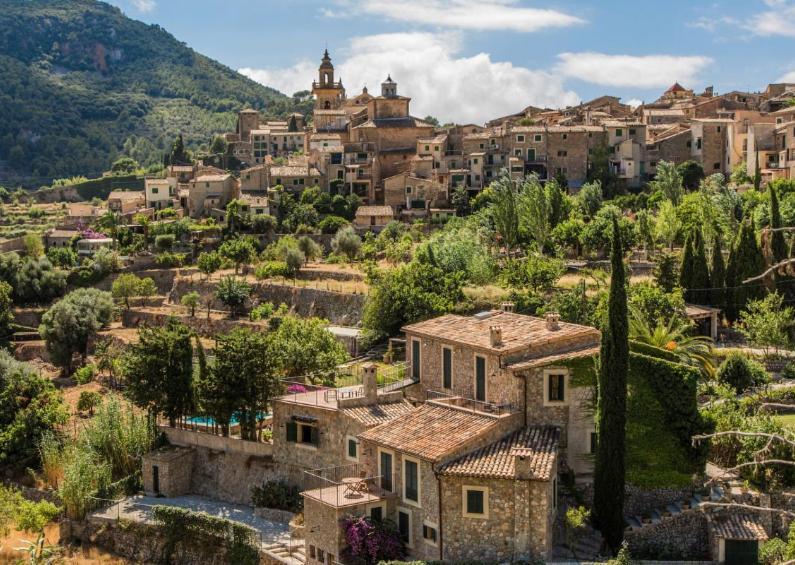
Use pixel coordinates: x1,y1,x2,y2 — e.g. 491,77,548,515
122,308,265,338
624,512,711,561
159,426,273,458
170,278,366,325
580,483,698,517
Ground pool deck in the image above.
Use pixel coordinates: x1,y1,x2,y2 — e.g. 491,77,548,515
91,494,290,545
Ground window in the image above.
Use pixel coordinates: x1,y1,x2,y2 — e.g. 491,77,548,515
424,145,430,151
379,450,393,492
479,143,485,149
406,187,412,194
514,149,522,157
318,549,325,563
310,546,316,560
276,178,282,185
151,187,159,194
534,134,542,142
543,370,568,405
717,126,722,133
475,356,486,402
629,128,637,136
463,486,488,518
650,161,658,168
423,522,438,545
370,505,384,522
411,339,421,381
442,347,452,389
697,138,703,150
557,150,568,157
286,421,319,447
398,510,411,545
553,478,558,509
403,458,419,504
548,373,565,403
473,158,479,164
590,432,597,454
562,133,568,140
714,162,721,170
615,129,623,137
346,436,359,461
516,135,525,142
435,146,440,151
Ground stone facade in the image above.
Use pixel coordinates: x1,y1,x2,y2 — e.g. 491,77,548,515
440,473,555,562
142,446,194,497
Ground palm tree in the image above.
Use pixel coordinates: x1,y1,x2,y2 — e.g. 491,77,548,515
629,304,716,379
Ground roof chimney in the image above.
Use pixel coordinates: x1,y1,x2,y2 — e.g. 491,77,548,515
500,301,515,313
545,312,560,331
490,325,503,347
362,362,378,405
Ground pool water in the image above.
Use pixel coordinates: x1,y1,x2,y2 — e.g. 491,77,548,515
186,412,269,426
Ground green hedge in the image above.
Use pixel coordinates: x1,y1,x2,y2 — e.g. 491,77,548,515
72,175,143,201
152,505,259,564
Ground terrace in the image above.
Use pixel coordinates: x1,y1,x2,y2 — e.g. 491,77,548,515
302,463,394,508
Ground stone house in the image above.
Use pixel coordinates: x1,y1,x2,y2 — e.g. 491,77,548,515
187,173,238,218
44,228,80,249
269,165,322,194
240,194,270,217
144,178,177,210
299,309,601,564
107,190,145,215
353,205,394,231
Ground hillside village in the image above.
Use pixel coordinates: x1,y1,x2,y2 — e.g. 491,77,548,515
1,47,795,565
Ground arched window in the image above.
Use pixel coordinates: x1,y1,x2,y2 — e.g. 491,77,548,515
324,101,331,109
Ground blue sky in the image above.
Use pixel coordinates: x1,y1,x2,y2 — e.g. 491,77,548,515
108,0,795,123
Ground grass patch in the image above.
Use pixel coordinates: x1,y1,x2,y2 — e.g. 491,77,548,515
773,413,795,430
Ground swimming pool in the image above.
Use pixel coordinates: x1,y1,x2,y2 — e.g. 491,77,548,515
186,412,270,427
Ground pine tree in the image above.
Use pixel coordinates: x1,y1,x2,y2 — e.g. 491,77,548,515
594,217,629,554
169,134,188,166
710,234,726,311
725,221,766,322
689,228,711,304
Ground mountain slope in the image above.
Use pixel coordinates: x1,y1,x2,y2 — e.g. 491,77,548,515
0,0,308,185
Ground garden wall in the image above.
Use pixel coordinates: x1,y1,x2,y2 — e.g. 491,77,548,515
624,512,710,561
169,278,366,325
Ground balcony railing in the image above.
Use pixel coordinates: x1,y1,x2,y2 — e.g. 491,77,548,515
303,463,391,508
426,389,519,416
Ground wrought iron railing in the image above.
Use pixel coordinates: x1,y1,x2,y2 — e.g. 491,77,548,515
426,389,519,416
303,463,387,507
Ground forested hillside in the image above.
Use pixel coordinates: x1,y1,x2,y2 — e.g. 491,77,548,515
0,0,310,185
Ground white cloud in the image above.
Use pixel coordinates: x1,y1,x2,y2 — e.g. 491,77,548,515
625,98,643,108
778,70,795,82
326,0,584,32
747,2,795,37
240,32,580,124
130,0,156,12
555,52,713,88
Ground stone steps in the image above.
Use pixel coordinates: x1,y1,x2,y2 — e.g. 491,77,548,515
624,487,724,532
262,541,306,565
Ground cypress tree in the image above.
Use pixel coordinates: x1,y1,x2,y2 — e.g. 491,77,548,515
710,234,726,312
679,231,695,294
754,152,762,191
769,185,793,300
689,228,711,304
594,217,629,554
725,221,766,322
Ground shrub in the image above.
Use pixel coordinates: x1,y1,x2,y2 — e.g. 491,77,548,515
255,261,290,280
155,252,186,267
250,302,275,322
250,480,302,512
318,215,349,234
341,516,406,565
717,352,769,393
154,233,176,252
759,537,787,565
284,247,305,276
77,391,101,415
331,226,362,260
74,364,96,385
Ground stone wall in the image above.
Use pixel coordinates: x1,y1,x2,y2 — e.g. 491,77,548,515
170,278,366,325
579,483,698,517
12,307,45,329
624,512,711,561
122,308,265,338
440,475,553,562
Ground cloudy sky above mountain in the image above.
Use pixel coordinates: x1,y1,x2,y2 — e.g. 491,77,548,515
109,0,795,123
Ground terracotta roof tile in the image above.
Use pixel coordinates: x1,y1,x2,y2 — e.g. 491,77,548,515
709,514,768,541
358,403,498,462
439,427,559,480
507,345,601,372
355,206,394,218
342,400,416,427
403,311,600,355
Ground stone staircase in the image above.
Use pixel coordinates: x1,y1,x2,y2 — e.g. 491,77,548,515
262,541,306,565
624,486,725,532
549,524,605,562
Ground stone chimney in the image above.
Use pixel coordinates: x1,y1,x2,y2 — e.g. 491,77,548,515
489,326,503,347
545,312,560,331
500,301,515,313
362,362,378,405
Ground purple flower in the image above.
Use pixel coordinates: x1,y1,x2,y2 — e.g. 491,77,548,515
286,384,307,394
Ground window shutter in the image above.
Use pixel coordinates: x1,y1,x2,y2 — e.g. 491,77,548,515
286,421,297,442
310,426,320,446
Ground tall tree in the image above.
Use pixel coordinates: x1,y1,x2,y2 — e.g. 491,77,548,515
725,221,767,323
39,289,114,376
769,184,793,300
710,234,727,311
123,318,195,427
679,231,695,294
650,161,684,205
594,217,629,554
689,228,711,304
196,328,278,440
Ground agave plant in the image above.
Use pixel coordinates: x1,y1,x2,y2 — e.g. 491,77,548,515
629,304,716,379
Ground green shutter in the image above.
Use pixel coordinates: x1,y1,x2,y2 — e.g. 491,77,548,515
286,421,297,442
466,490,484,514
